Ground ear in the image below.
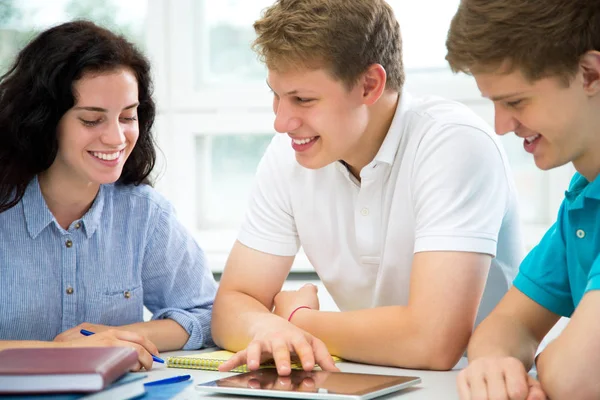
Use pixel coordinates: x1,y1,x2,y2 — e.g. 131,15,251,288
359,64,387,105
580,50,600,95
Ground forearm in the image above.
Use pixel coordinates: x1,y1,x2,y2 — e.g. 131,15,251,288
292,306,465,370
0,340,60,350
211,289,283,351
467,313,539,369
119,319,189,352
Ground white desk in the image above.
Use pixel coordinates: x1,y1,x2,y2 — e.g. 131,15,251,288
142,350,466,399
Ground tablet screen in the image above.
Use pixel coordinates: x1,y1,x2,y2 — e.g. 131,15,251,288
197,369,421,399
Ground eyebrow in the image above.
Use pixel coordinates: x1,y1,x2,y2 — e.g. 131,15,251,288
487,92,526,102
265,80,313,96
73,102,139,112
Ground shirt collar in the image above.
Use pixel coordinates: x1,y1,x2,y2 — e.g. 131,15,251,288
371,91,412,166
22,175,106,239
565,172,600,210
80,184,105,239
22,176,55,239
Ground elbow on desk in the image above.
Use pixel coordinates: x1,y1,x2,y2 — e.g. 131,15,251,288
422,319,472,370
419,338,467,371
210,321,240,351
209,314,230,350
539,364,600,400
387,328,469,371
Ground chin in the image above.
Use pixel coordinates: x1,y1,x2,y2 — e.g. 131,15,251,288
534,161,554,171
89,173,123,185
534,156,566,171
295,154,330,170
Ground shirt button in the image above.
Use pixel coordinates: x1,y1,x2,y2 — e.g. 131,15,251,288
65,239,73,248
124,291,131,299
66,286,74,295
576,229,586,239
75,222,81,229
361,208,369,216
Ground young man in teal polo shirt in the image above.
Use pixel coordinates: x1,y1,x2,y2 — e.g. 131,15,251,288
445,0,600,399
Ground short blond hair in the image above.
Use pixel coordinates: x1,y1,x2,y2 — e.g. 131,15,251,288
252,0,404,91
446,0,600,83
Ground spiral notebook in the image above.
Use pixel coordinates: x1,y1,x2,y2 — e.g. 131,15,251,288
166,350,342,373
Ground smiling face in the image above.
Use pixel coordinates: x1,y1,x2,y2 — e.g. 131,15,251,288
474,56,600,178
48,68,140,189
267,68,372,170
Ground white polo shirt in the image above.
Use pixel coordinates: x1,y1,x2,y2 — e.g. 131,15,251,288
238,92,524,322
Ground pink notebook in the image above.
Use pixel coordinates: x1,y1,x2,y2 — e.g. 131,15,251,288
0,347,138,394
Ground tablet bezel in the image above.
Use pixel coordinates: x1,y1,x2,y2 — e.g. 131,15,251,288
195,369,421,400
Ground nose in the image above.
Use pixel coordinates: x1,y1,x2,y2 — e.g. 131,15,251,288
101,119,126,146
494,104,518,136
273,98,301,134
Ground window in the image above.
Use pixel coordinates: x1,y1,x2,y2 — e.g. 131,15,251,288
389,0,463,70
0,0,146,74
197,0,272,85
0,0,147,78
196,134,273,229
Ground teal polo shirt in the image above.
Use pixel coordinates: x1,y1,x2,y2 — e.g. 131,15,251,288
514,172,600,317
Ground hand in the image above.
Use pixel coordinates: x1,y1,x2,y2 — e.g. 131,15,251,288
273,283,320,321
56,325,159,371
218,315,339,376
457,356,547,400
53,322,112,342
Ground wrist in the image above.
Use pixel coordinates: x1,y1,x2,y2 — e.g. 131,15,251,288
287,306,311,323
249,312,283,337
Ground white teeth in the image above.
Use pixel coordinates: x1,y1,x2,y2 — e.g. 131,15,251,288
292,137,316,145
92,151,120,161
525,134,540,143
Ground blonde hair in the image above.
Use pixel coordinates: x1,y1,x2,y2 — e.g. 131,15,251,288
252,0,404,91
446,0,600,83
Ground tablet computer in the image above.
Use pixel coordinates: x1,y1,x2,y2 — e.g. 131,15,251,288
196,369,421,400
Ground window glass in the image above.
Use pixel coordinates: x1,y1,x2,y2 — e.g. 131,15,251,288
196,134,273,228
196,0,460,86
0,0,146,74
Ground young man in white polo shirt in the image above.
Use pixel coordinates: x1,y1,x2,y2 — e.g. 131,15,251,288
212,0,524,374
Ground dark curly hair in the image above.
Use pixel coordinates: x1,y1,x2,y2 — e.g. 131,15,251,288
0,20,156,213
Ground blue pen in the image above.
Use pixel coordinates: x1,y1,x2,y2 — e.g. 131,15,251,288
144,374,191,387
79,329,165,364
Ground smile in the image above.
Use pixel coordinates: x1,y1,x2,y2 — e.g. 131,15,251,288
291,137,318,145
90,150,122,161
524,134,540,143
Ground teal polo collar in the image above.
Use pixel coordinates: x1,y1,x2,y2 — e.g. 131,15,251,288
565,173,600,210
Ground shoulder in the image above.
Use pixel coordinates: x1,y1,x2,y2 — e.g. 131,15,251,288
403,95,506,163
405,95,491,134
104,183,174,216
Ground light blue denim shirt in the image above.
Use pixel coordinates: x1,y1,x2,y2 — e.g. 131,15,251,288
0,176,217,350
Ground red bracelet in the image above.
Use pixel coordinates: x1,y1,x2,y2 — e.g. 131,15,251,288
287,306,311,322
